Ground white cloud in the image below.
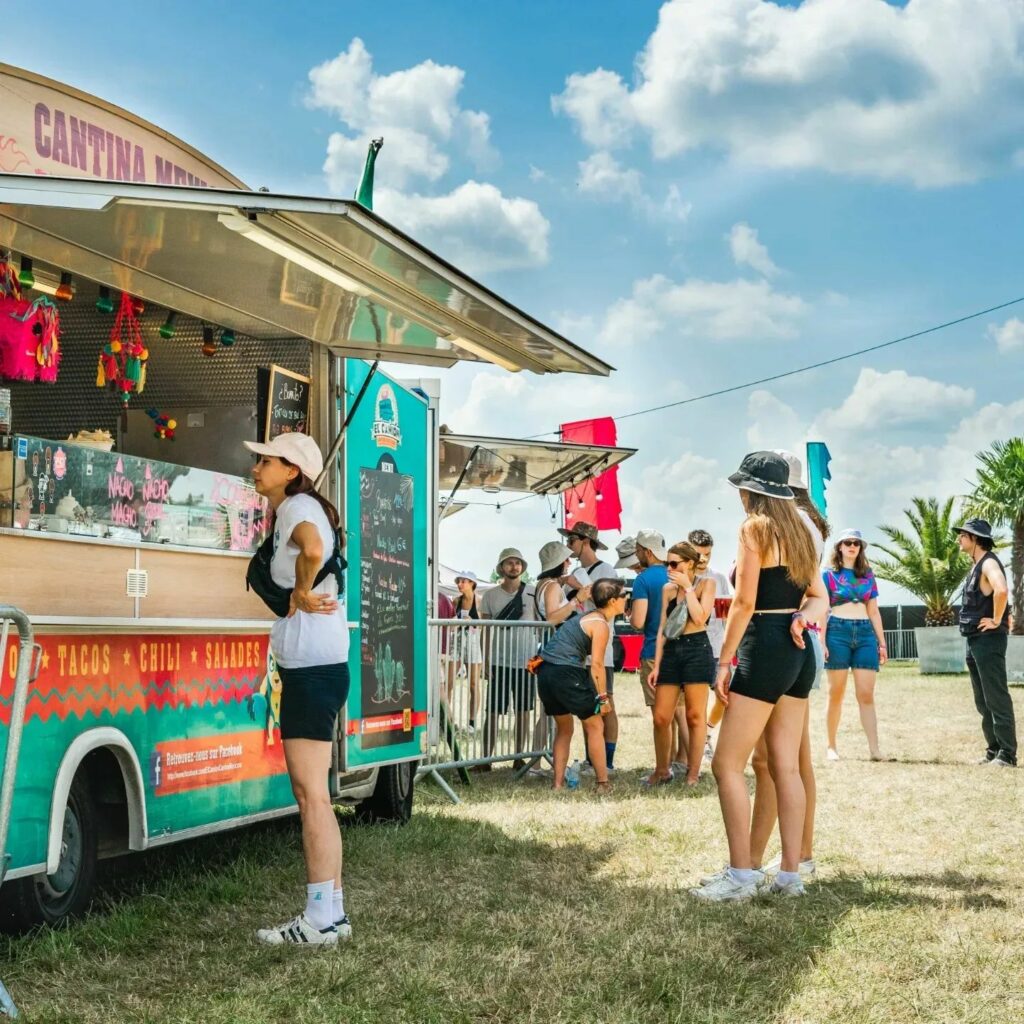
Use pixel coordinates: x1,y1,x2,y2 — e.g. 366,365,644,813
729,222,780,278
578,151,644,200
553,0,1024,187
374,182,550,273
824,368,975,433
597,273,806,347
309,38,495,191
746,390,806,451
528,165,548,182
987,317,1024,353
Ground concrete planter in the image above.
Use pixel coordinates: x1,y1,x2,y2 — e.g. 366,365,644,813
1007,635,1024,684
914,626,967,674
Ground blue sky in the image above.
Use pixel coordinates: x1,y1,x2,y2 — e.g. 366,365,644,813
6,0,1024,598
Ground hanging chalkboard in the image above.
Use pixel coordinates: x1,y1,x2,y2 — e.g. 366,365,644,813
257,364,311,442
359,465,415,748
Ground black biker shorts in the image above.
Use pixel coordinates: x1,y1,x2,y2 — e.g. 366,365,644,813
278,662,350,741
728,615,815,705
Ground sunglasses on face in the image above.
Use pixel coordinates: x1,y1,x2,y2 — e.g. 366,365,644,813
840,540,861,548
666,560,688,569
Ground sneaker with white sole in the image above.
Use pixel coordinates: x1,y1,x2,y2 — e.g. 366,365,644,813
987,756,1016,768
762,855,817,881
758,875,806,898
698,864,730,886
826,747,840,762
256,913,343,947
690,870,762,902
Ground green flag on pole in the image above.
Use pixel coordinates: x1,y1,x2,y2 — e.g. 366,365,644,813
355,138,384,210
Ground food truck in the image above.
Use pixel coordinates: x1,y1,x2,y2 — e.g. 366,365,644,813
0,64,612,932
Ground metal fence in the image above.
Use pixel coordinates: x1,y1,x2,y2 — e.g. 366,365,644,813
418,619,556,802
883,629,918,661
1,606,40,1020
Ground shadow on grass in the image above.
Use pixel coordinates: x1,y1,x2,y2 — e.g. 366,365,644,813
3,805,1011,1024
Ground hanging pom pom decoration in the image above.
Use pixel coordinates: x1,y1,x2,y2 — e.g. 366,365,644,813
97,292,149,403
201,324,216,357
146,407,176,441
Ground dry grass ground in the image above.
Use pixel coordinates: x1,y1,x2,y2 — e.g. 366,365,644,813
3,665,1023,1023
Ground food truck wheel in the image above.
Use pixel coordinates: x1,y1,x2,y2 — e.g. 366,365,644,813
354,760,416,825
1,775,98,931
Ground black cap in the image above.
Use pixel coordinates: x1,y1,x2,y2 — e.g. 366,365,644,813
727,451,794,500
953,517,993,540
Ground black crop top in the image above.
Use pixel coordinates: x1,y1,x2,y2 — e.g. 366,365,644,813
755,566,805,609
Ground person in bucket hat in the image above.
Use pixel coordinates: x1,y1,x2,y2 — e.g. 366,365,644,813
954,519,1016,767
449,570,483,735
558,521,619,770
476,546,537,771
615,536,639,571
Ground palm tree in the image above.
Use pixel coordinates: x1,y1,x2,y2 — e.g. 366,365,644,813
966,437,1024,636
873,497,972,626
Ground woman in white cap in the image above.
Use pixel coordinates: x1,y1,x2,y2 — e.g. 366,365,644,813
693,452,828,902
823,529,886,761
243,432,350,946
449,571,483,734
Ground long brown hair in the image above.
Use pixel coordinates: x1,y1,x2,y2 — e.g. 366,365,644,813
792,486,830,540
741,492,817,588
829,540,871,577
280,460,342,534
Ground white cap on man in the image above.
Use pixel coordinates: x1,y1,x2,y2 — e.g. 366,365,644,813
635,528,667,561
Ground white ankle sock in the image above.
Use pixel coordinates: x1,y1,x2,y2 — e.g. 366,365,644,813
728,867,758,884
332,887,345,923
305,880,335,931
776,870,801,886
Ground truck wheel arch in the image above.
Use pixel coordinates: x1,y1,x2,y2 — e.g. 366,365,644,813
47,728,148,874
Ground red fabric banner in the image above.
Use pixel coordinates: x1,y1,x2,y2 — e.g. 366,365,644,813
560,416,622,531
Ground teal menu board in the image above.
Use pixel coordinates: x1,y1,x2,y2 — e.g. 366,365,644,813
343,362,429,767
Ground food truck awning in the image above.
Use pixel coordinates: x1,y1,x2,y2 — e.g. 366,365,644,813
439,433,636,495
0,174,613,376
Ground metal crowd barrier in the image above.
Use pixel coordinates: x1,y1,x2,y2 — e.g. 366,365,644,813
1,606,40,1020
419,619,556,803
883,629,918,661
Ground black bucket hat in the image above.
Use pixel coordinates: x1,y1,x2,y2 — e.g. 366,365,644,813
953,517,993,540
728,451,794,500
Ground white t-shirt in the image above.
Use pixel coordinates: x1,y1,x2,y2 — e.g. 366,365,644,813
269,493,349,669
698,568,731,658
575,559,618,666
798,509,826,564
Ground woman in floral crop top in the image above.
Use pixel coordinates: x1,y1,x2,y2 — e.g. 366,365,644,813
823,528,887,761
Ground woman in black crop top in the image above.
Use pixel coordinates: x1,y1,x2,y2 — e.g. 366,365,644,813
691,452,828,904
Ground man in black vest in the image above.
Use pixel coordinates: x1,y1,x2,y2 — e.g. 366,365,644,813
955,518,1016,767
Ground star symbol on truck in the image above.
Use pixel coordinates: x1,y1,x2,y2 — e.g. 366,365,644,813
191,647,198,664
41,650,50,669
123,650,132,666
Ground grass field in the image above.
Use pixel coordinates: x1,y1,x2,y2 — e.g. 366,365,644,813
3,665,1023,1023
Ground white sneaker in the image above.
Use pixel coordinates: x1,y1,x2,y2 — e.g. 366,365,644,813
256,913,343,947
987,756,1016,768
826,747,840,762
690,870,762,902
670,760,687,775
758,875,806,898
762,855,817,881
698,864,730,886
466,724,477,736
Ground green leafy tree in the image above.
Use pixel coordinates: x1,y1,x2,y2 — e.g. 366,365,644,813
873,497,971,627
966,437,1024,636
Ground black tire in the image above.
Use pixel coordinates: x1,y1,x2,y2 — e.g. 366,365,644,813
354,760,416,825
0,774,98,933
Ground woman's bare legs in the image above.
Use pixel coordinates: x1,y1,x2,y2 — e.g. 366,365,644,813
763,696,808,874
683,683,710,784
826,668,848,753
468,663,481,726
853,667,881,758
711,694,774,869
551,714,574,788
652,684,682,779
283,738,342,887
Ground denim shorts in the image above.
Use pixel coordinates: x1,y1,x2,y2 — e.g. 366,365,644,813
824,617,879,671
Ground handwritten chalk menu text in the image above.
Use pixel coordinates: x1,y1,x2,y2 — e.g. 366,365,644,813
359,467,415,748
257,365,311,442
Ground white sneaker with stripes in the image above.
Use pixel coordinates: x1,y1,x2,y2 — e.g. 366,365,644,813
256,912,346,947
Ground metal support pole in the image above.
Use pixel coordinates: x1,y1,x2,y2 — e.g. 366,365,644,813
426,769,461,805
439,444,480,518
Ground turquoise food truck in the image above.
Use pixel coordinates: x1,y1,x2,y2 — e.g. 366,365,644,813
0,66,612,936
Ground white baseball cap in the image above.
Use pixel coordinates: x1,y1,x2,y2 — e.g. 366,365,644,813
244,432,324,481
771,449,807,490
635,528,667,561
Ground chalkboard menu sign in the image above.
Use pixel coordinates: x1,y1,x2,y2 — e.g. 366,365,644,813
358,465,415,748
257,365,311,442
3,435,268,552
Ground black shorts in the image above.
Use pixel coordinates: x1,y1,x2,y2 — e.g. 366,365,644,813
537,662,600,720
487,664,536,713
660,633,715,686
729,615,815,704
278,662,350,741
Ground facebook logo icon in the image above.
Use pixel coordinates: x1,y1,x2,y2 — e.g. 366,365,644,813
149,751,163,790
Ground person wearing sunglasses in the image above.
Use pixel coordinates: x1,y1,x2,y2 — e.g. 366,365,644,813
823,529,886,761
646,541,716,787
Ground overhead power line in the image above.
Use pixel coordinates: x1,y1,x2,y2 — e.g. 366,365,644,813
527,292,1024,437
